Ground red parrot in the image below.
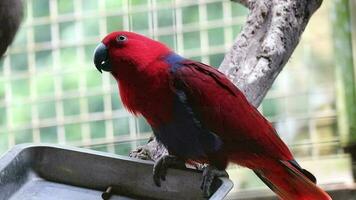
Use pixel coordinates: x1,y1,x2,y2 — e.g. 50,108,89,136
94,31,331,200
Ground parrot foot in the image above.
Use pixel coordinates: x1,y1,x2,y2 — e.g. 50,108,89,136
201,165,229,198
153,155,186,187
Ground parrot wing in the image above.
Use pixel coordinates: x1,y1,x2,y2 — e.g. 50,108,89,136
171,60,294,163
153,88,223,159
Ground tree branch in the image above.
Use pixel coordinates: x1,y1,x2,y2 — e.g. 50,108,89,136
129,0,323,162
220,0,322,106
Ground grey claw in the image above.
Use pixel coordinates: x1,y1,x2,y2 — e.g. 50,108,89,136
201,166,229,198
153,159,164,187
152,155,185,187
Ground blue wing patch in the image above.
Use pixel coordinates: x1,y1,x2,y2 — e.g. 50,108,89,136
155,53,223,158
164,52,185,73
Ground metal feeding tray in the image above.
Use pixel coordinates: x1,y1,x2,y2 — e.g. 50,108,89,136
0,144,233,200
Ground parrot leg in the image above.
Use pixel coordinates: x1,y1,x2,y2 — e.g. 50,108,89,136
201,165,229,198
153,155,186,187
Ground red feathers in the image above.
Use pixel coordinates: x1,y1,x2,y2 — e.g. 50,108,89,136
101,31,331,200
112,58,175,127
174,61,294,161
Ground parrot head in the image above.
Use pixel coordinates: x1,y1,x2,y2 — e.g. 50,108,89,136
93,31,171,76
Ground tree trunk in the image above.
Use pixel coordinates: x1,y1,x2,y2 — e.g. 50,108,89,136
129,0,323,162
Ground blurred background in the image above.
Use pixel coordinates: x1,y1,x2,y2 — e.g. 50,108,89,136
0,0,355,198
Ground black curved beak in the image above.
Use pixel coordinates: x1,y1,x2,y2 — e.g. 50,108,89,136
93,43,112,73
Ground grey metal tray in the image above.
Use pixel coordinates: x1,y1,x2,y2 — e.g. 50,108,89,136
0,144,233,200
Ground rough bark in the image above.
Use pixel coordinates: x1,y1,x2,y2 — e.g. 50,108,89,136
0,0,23,57
129,0,323,161
224,0,322,106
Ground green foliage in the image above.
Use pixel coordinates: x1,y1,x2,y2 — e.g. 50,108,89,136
183,31,201,50
35,73,54,96
308,52,335,88
189,56,202,62
38,101,56,119
157,9,174,27
63,97,80,116
11,78,30,98
262,98,284,118
316,118,339,155
156,0,172,4
207,2,223,21
106,16,124,33
130,0,147,6
182,5,199,24
131,12,149,31
82,0,98,13
35,50,53,70
232,24,243,37
105,0,123,11
11,28,27,48
58,0,74,14
91,145,108,152
14,129,33,144
84,44,97,64
158,35,175,49
32,0,50,18
287,95,308,115
65,123,81,142
40,126,58,143
85,70,102,88
83,18,99,38
114,142,132,155
0,81,4,101
89,120,106,139
231,2,248,17
0,59,3,73
332,0,356,144
11,104,31,126
34,24,51,43
208,28,224,47
0,107,6,126
209,53,224,68
88,95,104,113
10,53,28,72
59,22,77,43
113,117,130,136
60,47,78,69
137,116,151,133
0,132,8,154
111,92,123,110
62,73,79,91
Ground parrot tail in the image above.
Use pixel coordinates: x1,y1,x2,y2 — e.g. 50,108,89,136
253,160,332,200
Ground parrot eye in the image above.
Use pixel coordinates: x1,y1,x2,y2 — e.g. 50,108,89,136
116,35,127,43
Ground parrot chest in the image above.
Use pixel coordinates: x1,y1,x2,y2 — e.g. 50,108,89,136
117,67,175,126
153,90,223,159
152,53,223,159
